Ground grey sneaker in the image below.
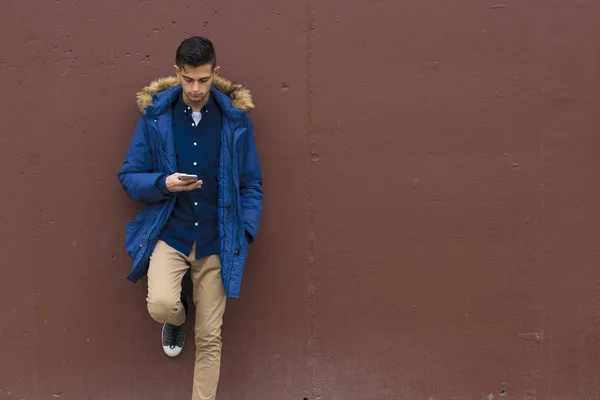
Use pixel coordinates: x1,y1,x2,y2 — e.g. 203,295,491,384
161,293,189,357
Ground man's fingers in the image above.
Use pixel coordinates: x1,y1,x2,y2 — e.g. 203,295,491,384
180,180,202,191
174,178,200,186
167,172,202,192
188,180,203,189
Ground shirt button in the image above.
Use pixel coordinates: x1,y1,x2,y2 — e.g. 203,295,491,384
193,162,197,166
191,123,195,126
193,142,197,146
195,222,199,226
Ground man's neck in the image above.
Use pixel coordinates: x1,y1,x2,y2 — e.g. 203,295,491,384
183,92,210,113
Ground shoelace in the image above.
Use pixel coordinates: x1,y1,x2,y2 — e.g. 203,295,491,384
164,324,181,349
166,324,184,349
175,325,184,345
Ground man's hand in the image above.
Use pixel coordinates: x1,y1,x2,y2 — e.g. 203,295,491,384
165,173,203,193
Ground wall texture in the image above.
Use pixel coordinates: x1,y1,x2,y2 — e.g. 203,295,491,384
1,1,599,399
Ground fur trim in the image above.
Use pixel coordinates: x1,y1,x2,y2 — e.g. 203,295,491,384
136,75,255,114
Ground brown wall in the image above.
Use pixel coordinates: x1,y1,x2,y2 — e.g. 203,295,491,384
1,1,600,399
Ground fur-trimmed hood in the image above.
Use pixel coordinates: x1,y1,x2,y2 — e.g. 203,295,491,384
136,75,254,115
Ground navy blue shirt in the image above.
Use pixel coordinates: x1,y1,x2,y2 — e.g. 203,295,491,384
157,92,223,259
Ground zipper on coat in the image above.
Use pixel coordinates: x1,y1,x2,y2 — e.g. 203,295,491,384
227,125,243,293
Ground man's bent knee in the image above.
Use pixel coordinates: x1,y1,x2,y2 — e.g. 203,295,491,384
147,297,178,323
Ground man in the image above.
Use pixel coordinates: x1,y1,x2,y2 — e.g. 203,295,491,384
118,36,263,400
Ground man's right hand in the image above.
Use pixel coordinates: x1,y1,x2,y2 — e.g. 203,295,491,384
165,173,203,193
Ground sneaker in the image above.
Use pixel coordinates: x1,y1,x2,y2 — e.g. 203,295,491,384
161,293,189,357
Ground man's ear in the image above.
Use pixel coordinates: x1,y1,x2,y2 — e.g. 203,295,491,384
213,66,221,77
173,65,181,77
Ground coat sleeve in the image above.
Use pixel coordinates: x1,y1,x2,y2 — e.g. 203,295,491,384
240,116,264,243
117,116,172,203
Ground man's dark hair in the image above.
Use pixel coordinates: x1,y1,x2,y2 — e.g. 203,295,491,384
175,36,216,70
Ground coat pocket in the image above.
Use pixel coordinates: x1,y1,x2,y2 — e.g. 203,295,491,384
125,218,147,259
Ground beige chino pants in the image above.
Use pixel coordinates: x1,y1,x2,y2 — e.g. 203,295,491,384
146,240,226,400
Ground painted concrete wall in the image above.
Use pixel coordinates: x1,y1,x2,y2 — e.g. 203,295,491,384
1,1,600,399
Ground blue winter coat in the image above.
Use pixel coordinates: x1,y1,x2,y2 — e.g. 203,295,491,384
117,76,263,298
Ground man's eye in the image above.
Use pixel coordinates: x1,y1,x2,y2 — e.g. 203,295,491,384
201,79,209,83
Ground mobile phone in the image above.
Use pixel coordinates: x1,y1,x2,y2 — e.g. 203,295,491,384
179,173,198,181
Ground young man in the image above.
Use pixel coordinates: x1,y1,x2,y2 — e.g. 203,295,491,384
118,36,263,399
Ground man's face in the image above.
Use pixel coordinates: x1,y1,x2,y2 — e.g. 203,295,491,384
174,64,220,105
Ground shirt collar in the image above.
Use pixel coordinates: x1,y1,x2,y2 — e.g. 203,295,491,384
177,92,215,115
